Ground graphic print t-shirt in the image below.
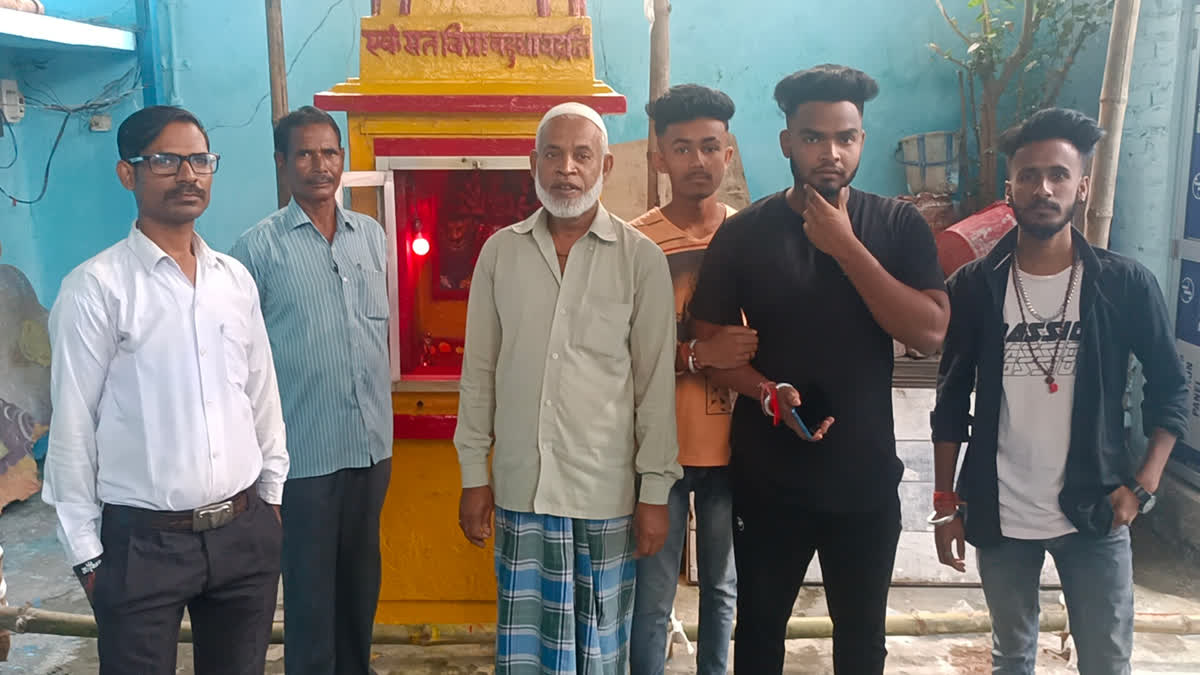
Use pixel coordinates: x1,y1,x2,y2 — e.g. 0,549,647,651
631,205,737,467
997,262,1083,539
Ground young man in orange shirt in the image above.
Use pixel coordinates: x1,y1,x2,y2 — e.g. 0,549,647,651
629,84,756,674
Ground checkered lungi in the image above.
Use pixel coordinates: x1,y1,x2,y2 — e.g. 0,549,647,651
494,507,637,675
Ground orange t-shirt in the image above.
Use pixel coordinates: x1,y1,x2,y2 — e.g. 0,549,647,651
631,205,737,467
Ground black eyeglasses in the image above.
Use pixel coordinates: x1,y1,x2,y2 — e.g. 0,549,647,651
126,152,221,175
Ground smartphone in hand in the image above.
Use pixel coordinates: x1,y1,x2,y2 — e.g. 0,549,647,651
789,407,817,440
787,385,832,441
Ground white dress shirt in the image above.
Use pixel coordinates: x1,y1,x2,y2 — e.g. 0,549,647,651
42,225,289,566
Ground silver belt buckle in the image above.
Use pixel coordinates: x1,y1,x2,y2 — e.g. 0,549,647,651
192,501,235,532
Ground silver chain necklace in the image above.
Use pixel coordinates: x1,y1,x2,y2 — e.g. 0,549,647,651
1011,255,1079,394
1013,259,1080,323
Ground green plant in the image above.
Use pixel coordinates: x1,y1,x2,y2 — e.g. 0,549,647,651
930,0,1113,204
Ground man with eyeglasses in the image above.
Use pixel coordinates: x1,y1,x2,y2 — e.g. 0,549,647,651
231,105,392,675
42,106,289,674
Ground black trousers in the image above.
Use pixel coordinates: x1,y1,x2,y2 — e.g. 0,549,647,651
731,491,902,674
281,459,391,675
94,492,282,675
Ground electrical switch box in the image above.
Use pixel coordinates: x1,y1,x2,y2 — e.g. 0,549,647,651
0,80,25,126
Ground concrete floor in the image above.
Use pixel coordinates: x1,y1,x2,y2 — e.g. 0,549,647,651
4,491,1198,674
3,389,1200,673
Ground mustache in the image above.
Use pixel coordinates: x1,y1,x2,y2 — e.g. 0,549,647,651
166,184,206,200
306,174,335,185
1026,199,1060,212
685,170,712,180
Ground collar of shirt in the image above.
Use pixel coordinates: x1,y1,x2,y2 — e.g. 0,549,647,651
512,204,618,243
281,198,355,233
125,221,220,273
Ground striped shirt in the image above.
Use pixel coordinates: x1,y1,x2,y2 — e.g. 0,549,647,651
230,200,392,480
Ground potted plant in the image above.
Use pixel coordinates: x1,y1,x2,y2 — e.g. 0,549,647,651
930,0,1113,207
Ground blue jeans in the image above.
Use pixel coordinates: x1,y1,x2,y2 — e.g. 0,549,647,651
977,526,1133,675
630,466,737,675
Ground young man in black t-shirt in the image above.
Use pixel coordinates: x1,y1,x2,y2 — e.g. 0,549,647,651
688,64,950,674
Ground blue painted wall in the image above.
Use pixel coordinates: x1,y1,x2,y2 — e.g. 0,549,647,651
0,0,1146,309
166,0,365,254
165,0,1112,254
593,0,1109,202
0,31,139,303
48,0,137,27
1110,0,1191,287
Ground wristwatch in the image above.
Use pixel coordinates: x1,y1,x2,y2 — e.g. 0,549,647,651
1128,482,1157,514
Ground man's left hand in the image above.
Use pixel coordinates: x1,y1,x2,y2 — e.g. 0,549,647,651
272,504,281,524
633,502,669,558
801,185,859,260
1109,486,1140,531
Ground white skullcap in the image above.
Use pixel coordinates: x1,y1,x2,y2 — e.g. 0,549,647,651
536,102,609,150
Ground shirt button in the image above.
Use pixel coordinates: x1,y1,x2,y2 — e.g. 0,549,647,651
205,400,213,407
551,353,559,360
544,399,552,407
200,348,207,356
342,276,348,283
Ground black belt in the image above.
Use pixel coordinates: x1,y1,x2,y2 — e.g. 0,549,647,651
103,487,254,533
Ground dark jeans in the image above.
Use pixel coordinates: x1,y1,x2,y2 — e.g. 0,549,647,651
631,466,736,675
94,492,282,675
731,492,902,674
281,459,391,675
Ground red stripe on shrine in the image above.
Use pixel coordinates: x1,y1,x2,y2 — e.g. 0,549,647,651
313,92,627,115
394,414,457,440
374,137,535,157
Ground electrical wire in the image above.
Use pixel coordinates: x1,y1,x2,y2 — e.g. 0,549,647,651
0,112,17,170
0,65,141,205
209,0,348,131
0,112,69,205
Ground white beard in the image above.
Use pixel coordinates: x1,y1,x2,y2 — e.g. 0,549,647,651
535,172,605,220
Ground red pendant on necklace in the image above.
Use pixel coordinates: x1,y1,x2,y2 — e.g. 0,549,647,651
1045,375,1058,394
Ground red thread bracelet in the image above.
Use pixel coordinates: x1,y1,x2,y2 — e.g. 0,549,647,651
933,491,962,510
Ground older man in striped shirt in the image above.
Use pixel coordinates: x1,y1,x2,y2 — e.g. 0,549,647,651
230,106,392,675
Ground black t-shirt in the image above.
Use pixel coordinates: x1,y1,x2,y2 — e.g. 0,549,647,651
689,188,946,512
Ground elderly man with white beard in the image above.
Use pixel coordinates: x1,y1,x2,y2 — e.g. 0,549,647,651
454,102,682,674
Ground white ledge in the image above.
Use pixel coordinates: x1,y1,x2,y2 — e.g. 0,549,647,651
0,8,136,53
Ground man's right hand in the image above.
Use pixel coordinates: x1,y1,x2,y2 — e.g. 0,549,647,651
775,384,834,442
934,516,967,573
459,485,495,548
694,326,758,369
73,557,102,608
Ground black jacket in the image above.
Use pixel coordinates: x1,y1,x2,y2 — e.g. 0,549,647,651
931,227,1189,546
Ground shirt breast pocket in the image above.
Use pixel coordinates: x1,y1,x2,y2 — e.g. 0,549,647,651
577,300,632,360
221,322,250,390
359,269,388,320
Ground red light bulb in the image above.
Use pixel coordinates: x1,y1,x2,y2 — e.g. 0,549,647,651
412,234,430,256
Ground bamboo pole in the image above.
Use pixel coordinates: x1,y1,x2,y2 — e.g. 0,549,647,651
265,0,292,209
1084,0,1142,248
958,71,972,213
5,606,1200,645
646,0,670,211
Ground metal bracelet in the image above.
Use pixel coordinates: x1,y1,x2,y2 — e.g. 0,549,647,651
927,508,960,526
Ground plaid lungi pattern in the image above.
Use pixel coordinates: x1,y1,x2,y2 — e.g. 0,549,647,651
494,507,637,675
